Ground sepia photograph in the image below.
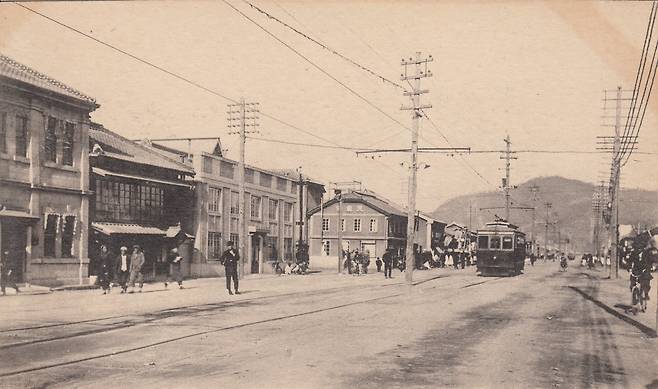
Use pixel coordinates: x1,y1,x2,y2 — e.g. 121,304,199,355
0,0,657,388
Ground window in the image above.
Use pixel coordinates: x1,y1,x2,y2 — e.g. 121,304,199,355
369,218,377,232
229,233,239,249
230,191,240,214
284,202,293,223
478,235,489,250
276,177,287,191
94,179,164,223
61,215,76,257
284,225,293,238
220,161,234,179
208,187,222,213
245,169,255,184
61,122,75,166
45,116,57,162
268,199,278,220
341,218,346,232
489,236,501,250
250,195,261,219
15,116,27,157
203,157,213,174
502,236,514,250
284,238,293,260
266,236,278,260
0,112,6,153
260,173,272,188
323,240,330,256
208,232,222,260
44,213,59,257
353,218,361,232
322,218,329,232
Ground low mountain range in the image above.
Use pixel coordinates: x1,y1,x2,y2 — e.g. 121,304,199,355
431,176,658,253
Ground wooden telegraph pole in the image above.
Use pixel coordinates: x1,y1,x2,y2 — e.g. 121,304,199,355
401,52,433,285
500,135,517,222
228,99,259,279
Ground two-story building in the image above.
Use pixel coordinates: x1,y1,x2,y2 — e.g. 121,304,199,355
0,54,98,286
88,124,195,280
308,189,431,267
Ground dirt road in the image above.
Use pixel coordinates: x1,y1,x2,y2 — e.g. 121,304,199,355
0,263,655,388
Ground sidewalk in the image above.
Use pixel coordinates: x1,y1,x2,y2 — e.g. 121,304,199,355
572,268,657,337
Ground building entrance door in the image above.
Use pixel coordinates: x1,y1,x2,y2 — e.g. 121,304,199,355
1,220,27,283
251,235,260,274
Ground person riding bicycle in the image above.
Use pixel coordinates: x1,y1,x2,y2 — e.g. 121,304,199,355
559,252,568,270
629,239,656,301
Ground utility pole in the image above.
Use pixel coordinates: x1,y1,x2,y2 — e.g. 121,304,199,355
297,167,305,248
227,99,259,279
529,185,540,255
609,86,622,279
544,202,552,259
400,52,433,285
336,189,343,274
500,135,517,222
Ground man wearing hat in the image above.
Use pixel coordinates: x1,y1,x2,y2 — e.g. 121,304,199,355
1,250,20,296
129,245,146,293
220,241,240,295
114,246,130,293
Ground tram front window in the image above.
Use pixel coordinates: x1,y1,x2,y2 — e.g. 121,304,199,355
502,236,513,250
478,235,489,250
490,236,501,249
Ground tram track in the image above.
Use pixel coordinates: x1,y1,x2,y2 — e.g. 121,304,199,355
0,271,502,378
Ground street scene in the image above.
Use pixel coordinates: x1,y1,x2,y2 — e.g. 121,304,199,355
1,1,658,388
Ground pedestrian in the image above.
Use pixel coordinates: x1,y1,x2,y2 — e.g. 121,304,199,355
382,248,393,279
128,245,145,293
98,245,113,295
0,251,19,296
375,257,383,272
164,247,184,289
114,246,130,293
221,241,240,295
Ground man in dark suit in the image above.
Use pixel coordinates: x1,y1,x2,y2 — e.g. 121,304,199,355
382,248,394,279
221,241,240,295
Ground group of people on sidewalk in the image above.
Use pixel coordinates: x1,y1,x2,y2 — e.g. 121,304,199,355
341,248,372,276
97,244,184,294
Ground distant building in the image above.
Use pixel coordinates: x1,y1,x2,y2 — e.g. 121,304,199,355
88,124,195,280
0,54,99,286
307,189,430,262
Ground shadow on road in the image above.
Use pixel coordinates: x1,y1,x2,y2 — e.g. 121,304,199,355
568,286,656,338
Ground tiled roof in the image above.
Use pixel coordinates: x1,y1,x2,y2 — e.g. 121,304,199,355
310,189,407,218
90,124,194,174
0,54,97,106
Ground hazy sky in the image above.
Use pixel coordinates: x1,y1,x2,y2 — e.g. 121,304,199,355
1,0,656,212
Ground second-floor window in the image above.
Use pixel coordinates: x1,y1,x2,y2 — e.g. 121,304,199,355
284,202,293,223
230,191,240,214
0,112,6,153
95,179,164,223
62,122,74,166
208,187,222,213
268,199,278,220
354,218,362,232
341,218,346,232
369,218,377,232
250,195,261,219
45,116,57,162
322,218,329,231
15,116,28,158
44,213,59,257
61,215,76,258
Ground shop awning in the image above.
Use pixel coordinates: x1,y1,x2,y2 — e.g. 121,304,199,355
91,222,166,236
0,209,40,220
92,167,192,188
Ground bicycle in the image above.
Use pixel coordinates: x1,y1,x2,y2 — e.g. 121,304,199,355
630,273,648,314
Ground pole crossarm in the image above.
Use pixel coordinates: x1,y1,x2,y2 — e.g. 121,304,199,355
355,147,470,155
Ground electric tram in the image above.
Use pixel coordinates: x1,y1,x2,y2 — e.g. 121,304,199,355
476,221,527,276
